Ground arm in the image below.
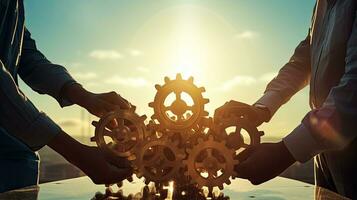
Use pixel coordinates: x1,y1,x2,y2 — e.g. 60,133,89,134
214,35,311,126
0,59,131,183
0,60,60,150
255,33,311,118
284,13,357,162
18,28,77,107
18,28,130,115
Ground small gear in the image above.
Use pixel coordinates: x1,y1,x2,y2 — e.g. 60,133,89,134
183,135,238,192
91,107,147,158
213,116,264,150
132,135,186,184
149,73,209,132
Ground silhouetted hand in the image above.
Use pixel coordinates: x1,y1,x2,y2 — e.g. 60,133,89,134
235,141,296,185
73,145,133,184
48,132,133,185
214,100,270,127
63,83,131,117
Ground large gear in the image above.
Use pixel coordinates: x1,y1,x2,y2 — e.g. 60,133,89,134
91,107,147,158
148,73,209,132
132,135,186,184
213,116,264,150
183,135,239,192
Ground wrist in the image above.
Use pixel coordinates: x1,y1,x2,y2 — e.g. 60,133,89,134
48,131,86,163
254,103,271,122
279,141,296,163
62,83,92,107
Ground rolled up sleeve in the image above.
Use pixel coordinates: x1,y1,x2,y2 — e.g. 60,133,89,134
284,11,357,163
0,60,61,151
18,28,78,107
255,33,311,118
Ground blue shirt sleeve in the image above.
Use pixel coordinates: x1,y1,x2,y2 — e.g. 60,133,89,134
18,28,78,107
0,60,61,151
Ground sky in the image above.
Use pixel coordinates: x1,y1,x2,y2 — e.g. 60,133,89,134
22,0,316,139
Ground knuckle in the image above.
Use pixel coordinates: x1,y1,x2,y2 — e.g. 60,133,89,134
109,91,118,97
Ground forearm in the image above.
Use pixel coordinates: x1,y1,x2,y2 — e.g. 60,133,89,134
0,60,62,151
47,130,86,165
256,35,311,118
19,28,78,107
60,82,92,107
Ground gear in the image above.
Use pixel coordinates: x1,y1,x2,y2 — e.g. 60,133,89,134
149,73,209,132
91,107,147,158
183,135,238,192
132,135,186,184
213,116,264,150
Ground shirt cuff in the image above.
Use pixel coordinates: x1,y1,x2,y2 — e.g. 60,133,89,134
26,113,62,151
283,123,324,163
255,91,285,119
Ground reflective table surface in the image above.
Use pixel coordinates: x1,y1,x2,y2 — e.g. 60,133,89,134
0,176,349,200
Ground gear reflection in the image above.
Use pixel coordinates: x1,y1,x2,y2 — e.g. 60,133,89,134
92,182,230,200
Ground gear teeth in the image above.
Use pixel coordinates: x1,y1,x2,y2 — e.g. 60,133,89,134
130,105,136,112
127,176,133,182
155,84,162,90
218,185,224,190
164,76,170,83
148,102,154,107
199,87,206,92
188,76,194,83
259,131,265,136
144,179,151,185
151,114,157,120
203,98,210,104
90,136,96,142
226,179,231,185
140,115,147,121
176,73,183,80
203,111,209,116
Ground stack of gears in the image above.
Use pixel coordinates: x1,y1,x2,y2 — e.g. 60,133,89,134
91,74,264,196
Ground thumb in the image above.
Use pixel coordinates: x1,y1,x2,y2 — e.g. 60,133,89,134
109,165,133,182
235,159,253,179
108,156,132,169
235,146,256,162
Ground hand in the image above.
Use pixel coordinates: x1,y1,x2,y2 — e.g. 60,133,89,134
235,141,296,185
63,83,131,117
214,100,270,127
48,132,133,184
72,145,133,184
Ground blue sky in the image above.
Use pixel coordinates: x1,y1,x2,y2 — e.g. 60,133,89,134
22,0,315,138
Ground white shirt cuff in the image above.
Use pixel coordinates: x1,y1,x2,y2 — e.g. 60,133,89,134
255,91,285,118
283,124,324,163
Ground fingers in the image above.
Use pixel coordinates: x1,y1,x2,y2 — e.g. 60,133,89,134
109,164,133,183
235,146,256,163
104,91,131,109
214,100,250,120
235,159,253,180
106,155,132,169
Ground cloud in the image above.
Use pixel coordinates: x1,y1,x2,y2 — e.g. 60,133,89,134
105,76,150,87
235,30,259,40
128,49,143,57
58,118,84,127
220,72,277,91
72,72,97,80
259,72,277,82
136,66,149,73
89,50,123,60
221,75,256,91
